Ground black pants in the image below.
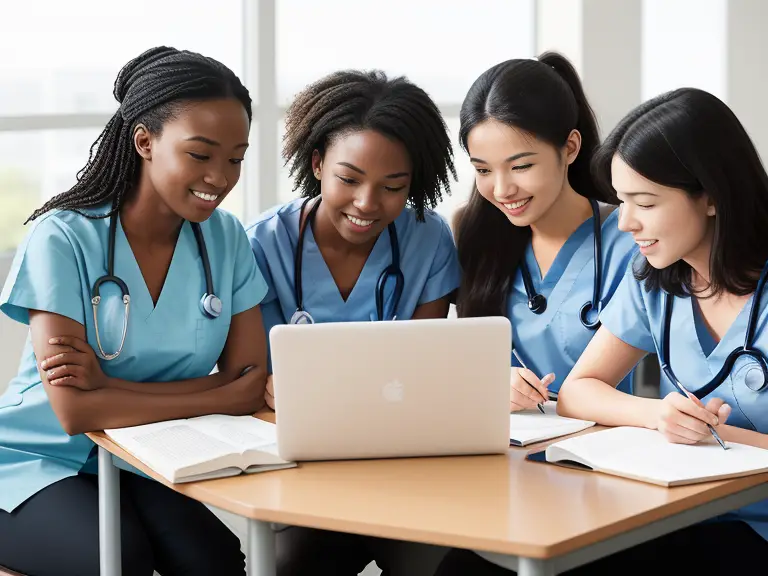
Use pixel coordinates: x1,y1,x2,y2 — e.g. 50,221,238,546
435,520,767,576
275,526,447,576
0,471,244,576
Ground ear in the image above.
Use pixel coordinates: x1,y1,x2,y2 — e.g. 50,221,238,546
564,129,582,166
706,196,716,217
311,149,323,179
133,124,152,160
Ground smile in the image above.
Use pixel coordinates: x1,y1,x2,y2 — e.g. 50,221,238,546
502,198,531,210
637,240,658,247
191,190,220,202
345,214,375,227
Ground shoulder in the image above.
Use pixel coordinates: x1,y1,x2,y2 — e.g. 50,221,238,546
22,208,108,251
245,198,304,245
395,206,454,246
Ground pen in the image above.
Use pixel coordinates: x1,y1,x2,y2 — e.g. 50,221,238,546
674,379,728,451
512,348,546,414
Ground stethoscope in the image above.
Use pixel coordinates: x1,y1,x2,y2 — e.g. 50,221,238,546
660,260,768,399
520,198,604,330
91,211,221,360
290,197,404,325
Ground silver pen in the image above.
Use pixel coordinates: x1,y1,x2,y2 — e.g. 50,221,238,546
512,348,546,414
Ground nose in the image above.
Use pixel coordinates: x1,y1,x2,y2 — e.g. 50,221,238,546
617,203,640,233
492,172,518,202
203,167,227,190
352,185,380,214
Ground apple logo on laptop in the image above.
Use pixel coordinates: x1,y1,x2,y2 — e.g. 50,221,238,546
382,379,404,402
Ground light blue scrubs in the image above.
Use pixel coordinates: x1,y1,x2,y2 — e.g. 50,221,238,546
508,207,637,393
246,197,460,368
601,258,768,541
0,207,267,513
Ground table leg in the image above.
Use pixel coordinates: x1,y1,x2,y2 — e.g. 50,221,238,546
518,557,555,576
98,447,122,576
246,519,276,576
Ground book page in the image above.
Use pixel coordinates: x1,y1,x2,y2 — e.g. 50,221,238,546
106,423,237,469
549,427,768,485
509,401,595,445
188,415,280,455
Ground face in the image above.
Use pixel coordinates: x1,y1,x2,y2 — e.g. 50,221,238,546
612,155,715,269
134,98,250,223
467,119,579,226
312,129,411,245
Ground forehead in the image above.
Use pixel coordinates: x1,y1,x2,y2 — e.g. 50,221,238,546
162,99,250,143
611,155,663,195
466,119,547,158
325,129,411,171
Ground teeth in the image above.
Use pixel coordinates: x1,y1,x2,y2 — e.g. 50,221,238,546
503,198,531,210
191,190,219,202
345,214,374,227
637,240,658,247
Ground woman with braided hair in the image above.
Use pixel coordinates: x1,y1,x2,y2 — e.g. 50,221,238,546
0,46,269,575
246,69,459,575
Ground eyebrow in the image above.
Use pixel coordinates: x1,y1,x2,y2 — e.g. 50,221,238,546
619,191,658,197
469,152,537,164
336,162,409,179
185,136,249,149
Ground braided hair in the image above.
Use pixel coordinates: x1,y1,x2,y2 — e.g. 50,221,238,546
27,46,252,223
282,70,456,221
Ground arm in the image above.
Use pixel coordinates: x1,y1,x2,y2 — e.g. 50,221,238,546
412,296,451,319
31,309,266,435
558,326,722,444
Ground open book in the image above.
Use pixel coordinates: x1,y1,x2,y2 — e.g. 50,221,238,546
105,415,296,483
539,426,768,487
509,401,595,446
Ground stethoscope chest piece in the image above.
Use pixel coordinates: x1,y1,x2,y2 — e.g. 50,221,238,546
579,300,602,330
200,293,222,318
527,293,547,314
290,309,315,325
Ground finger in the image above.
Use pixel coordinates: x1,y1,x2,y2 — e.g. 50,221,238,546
661,429,699,445
47,364,84,383
49,375,88,389
40,351,88,371
510,386,540,410
48,336,91,354
718,404,732,425
671,394,719,426
517,369,548,404
664,419,710,442
673,410,713,436
705,397,726,414
510,400,528,412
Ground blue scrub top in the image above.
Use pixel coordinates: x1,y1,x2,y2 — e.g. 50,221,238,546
508,206,637,393
601,258,768,541
0,207,267,513
246,197,460,369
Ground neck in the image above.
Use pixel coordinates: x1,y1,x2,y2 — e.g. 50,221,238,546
120,179,184,246
530,183,593,243
312,199,378,257
685,226,715,294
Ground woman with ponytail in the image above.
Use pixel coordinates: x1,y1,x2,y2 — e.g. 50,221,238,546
0,47,268,575
455,51,638,408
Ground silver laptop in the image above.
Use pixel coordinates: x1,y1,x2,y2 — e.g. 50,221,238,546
269,317,511,461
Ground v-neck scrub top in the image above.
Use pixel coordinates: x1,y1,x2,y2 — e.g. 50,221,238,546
0,207,268,512
246,198,460,369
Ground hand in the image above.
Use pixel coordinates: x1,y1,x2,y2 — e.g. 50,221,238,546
227,365,267,414
40,336,108,391
657,391,731,444
265,374,275,410
510,368,555,412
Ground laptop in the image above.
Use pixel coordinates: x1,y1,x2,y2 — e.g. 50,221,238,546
269,317,511,461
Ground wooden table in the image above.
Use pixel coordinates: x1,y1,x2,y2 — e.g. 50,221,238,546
88,414,768,576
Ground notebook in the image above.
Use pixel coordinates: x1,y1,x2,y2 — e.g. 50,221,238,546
533,426,768,487
509,401,595,446
105,415,296,483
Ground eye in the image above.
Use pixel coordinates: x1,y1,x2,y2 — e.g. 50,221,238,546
188,152,209,161
336,175,357,185
474,167,490,175
511,164,533,171
384,186,406,193
638,204,654,209
230,158,244,165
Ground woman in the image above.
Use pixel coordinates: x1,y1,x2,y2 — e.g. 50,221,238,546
246,69,459,576
0,47,268,575
454,51,637,410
